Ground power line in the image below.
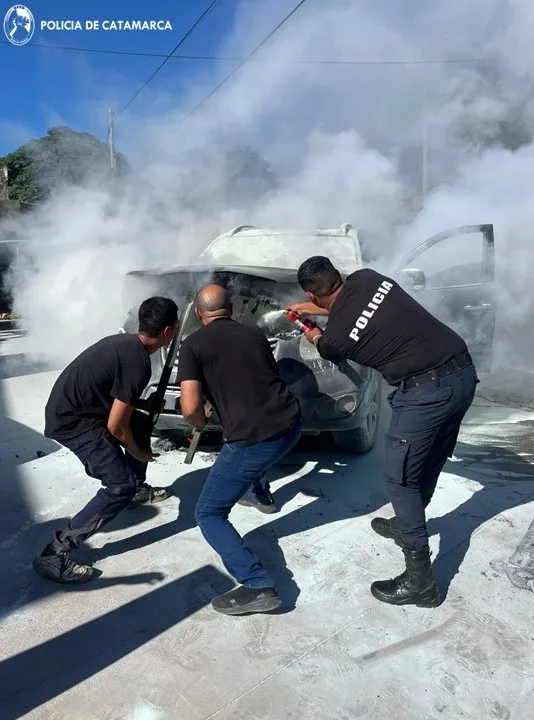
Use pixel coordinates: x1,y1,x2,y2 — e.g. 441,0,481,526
118,0,221,114
177,0,310,116
135,0,312,163
0,39,484,66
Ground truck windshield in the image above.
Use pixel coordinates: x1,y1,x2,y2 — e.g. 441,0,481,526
201,233,361,271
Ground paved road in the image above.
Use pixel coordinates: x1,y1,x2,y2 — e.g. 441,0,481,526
1,359,533,720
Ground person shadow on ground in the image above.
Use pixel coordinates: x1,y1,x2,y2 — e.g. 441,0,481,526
90,417,534,610
21,350,534,614
19,429,534,615
428,439,534,596
87,441,386,613
90,361,389,612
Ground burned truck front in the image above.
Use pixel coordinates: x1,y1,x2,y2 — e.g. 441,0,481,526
120,265,380,449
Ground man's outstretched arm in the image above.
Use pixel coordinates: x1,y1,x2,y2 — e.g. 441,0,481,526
286,301,330,316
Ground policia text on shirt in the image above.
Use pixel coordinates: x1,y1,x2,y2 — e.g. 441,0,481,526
289,257,478,609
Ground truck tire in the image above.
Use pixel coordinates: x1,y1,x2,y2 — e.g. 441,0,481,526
332,373,382,454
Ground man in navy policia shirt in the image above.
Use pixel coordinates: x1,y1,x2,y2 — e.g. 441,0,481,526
289,257,478,608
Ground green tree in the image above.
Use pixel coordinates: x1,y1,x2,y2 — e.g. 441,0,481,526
0,126,131,202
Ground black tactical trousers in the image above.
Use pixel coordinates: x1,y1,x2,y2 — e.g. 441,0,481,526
48,427,147,553
384,364,478,549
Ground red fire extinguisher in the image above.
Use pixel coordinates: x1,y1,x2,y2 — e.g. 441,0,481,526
285,309,318,332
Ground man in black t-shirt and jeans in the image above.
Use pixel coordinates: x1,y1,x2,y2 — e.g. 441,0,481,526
289,257,478,609
178,284,301,615
33,296,178,584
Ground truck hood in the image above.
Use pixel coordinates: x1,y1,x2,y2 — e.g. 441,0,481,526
126,264,300,286
122,264,305,340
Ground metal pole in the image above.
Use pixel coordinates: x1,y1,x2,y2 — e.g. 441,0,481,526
421,72,428,201
108,108,117,177
0,167,8,201
422,121,428,198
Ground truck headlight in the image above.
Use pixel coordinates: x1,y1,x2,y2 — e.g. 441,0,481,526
336,394,357,413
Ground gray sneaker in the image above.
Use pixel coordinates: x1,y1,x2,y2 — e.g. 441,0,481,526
33,552,95,584
127,483,173,508
238,489,277,514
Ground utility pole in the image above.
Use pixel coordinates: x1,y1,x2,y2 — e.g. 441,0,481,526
422,118,428,199
421,72,428,202
108,108,117,177
0,167,8,201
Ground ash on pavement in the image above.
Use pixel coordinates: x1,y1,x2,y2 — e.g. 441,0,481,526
1,357,533,720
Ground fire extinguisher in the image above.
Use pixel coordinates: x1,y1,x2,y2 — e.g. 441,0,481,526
285,309,318,332
286,308,360,384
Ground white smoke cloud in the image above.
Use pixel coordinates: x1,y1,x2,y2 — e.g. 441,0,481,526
4,0,534,372
396,143,534,368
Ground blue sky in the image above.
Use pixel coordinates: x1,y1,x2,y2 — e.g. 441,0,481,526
0,0,490,176
0,0,245,157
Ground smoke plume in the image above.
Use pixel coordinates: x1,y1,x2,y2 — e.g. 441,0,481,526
4,0,534,371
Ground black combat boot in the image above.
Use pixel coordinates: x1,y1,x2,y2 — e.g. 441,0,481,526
371,516,402,546
370,546,441,608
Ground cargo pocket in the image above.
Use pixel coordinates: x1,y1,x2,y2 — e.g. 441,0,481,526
384,433,410,486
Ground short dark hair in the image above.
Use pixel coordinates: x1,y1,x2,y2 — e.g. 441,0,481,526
138,297,178,336
297,256,342,297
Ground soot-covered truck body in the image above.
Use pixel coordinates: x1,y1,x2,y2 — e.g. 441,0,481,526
121,258,382,455
120,222,496,455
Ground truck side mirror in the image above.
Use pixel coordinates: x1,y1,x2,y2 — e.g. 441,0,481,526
396,268,426,290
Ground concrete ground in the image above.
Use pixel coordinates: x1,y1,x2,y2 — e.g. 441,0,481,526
477,368,534,411
1,344,533,720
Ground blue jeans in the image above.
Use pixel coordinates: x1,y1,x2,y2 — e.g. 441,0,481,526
385,364,478,550
195,421,301,588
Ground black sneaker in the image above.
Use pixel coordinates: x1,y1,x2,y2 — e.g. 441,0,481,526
33,551,95,584
212,586,282,615
127,483,173,508
237,489,277,514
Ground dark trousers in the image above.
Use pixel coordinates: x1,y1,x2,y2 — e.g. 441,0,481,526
195,421,301,588
384,364,478,550
243,472,271,503
48,428,148,554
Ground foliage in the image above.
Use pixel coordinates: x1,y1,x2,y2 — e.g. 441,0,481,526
0,126,131,202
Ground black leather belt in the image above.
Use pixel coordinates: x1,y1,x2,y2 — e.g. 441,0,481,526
401,351,473,389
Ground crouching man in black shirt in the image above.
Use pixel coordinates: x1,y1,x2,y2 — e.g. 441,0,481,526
33,297,178,584
178,284,301,615
290,258,478,608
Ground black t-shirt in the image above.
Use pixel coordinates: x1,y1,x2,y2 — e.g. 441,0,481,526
318,268,467,386
177,318,300,445
45,334,151,441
